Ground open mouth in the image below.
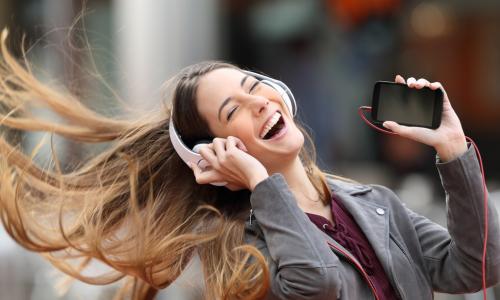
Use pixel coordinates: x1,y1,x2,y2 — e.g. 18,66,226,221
260,112,286,140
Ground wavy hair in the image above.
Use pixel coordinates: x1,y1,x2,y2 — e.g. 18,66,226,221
0,29,332,299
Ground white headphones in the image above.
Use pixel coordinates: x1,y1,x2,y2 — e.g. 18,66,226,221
169,70,297,186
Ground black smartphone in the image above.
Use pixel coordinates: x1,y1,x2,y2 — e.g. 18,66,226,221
371,81,443,129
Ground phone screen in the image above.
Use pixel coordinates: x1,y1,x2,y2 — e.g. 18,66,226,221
372,81,443,129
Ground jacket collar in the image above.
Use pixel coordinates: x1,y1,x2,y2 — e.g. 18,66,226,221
325,174,372,195
325,175,397,293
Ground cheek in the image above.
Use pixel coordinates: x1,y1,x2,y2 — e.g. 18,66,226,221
231,123,255,144
226,117,255,142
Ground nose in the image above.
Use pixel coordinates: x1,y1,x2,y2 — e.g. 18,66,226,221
247,96,269,116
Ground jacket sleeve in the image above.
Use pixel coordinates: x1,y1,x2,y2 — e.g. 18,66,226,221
406,145,500,293
246,173,342,300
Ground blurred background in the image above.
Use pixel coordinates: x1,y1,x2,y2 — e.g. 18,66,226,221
0,0,499,299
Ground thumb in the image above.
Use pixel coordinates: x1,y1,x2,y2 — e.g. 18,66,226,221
382,121,412,136
382,121,396,128
383,121,434,146
382,121,399,132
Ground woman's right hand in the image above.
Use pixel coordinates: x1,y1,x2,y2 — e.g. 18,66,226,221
189,136,269,191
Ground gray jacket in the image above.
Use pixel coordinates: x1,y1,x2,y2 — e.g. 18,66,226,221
245,146,500,299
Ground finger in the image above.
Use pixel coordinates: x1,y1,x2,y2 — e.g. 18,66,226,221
394,74,406,84
429,81,450,104
198,146,219,169
192,168,225,185
430,81,447,97
221,136,247,178
415,78,430,89
407,77,417,87
226,136,237,151
226,136,236,151
224,137,241,172
212,138,226,157
429,81,442,90
227,136,247,152
213,138,232,172
189,162,202,178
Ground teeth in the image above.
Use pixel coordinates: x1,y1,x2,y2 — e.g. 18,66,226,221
260,112,281,138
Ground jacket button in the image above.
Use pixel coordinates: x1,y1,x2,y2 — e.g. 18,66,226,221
376,208,385,215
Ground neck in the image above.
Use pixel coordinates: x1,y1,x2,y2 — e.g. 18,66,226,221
272,157,325,212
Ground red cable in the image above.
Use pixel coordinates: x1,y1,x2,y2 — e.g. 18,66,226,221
358,106,489,300
358,106,398,136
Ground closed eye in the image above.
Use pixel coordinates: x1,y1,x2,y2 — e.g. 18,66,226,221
227,106,238,121
226,80,261,122
249,80,260,93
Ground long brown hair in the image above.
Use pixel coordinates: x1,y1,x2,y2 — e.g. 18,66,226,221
0,29,331,299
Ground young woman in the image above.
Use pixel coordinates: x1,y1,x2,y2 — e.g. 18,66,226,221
0,30,499,300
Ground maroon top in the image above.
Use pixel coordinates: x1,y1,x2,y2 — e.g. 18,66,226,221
306,195,399,300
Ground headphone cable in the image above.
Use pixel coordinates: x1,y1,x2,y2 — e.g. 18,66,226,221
358,106,489,300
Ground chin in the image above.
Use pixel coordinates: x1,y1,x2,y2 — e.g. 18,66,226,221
261,130,304,169
286,129,304,154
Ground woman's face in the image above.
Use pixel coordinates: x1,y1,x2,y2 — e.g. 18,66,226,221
196,68,304,170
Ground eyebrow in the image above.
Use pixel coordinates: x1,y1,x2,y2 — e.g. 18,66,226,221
240,75,249,87
217,75,251,121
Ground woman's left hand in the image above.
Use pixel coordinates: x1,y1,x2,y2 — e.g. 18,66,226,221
382,75,468,162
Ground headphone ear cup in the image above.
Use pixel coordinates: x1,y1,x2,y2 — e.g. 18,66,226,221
261,80,294,117
192,142,211,170
192,142,208,154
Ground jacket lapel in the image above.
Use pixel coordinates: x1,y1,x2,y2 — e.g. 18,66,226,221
326,178,393,280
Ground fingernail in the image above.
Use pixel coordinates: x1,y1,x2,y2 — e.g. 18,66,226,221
383,121,391,129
